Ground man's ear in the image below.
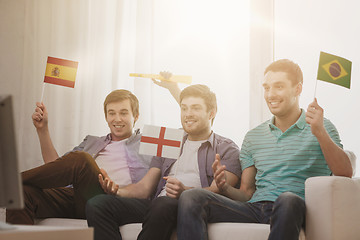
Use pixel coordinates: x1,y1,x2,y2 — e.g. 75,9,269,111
296,82,303,96
134,115,139,125
209,110,216,120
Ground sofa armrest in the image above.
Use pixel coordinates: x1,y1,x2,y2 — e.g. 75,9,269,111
305,176,360,240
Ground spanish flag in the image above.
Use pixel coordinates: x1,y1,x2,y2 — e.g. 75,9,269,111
317,52,351,89
44,56,78,88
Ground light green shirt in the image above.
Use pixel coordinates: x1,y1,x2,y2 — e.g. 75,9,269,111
240,109,342,202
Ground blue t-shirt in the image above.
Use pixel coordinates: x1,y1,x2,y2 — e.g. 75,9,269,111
240,109,342,202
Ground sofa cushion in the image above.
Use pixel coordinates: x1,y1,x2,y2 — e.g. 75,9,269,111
35,218,305,240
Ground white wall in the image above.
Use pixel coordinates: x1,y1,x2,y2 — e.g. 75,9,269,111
135,0,251,147
274,0,360,176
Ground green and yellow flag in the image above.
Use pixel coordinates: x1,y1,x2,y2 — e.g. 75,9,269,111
317,51,351,89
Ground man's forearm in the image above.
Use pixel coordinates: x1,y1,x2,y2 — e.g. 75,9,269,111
316,129,352,177
168,85,181,105
117,183,152,199
220,185,252,202
37,128,59,164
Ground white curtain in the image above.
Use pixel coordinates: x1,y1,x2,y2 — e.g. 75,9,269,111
1,0,251,171
1,0,144,170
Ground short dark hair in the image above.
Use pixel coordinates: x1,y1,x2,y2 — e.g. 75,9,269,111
264,59,303,85
103,89,139,118
180,84,217,124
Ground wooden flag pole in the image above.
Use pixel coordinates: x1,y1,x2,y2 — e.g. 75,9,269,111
40,83,46,103
129,73,192,84
313,79,318,100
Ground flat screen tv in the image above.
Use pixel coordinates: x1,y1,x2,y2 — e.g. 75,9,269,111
0,95,24,229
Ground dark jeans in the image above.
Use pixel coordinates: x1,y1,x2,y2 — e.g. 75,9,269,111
138,196,178,240
177,189,305,240
86,195,178,240
6,151,104,224
86,194,151,240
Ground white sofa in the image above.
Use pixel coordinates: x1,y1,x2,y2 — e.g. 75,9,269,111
1,152,358,240
33,176,360,240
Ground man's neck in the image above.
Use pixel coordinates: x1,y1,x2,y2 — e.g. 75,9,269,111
110,132,132,141
274,108,302,132
187,130,212,141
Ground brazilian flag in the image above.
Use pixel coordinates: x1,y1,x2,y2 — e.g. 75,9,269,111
317,51,352,89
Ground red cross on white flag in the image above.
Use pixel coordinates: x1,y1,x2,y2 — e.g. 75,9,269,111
139,125,184,159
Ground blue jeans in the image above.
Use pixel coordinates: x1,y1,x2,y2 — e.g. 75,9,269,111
177,189,305,240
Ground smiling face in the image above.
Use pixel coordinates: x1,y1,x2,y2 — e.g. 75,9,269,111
180,96,214,141
105,99,138,141
263,71,302,119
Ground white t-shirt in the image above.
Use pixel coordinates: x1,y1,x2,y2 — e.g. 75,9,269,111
159,139,205,197
95,139,132,187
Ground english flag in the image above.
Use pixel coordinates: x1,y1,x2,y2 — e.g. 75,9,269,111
139,125,184,159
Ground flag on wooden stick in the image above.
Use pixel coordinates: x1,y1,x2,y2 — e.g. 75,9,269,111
44,56,79,88
139,125,184,159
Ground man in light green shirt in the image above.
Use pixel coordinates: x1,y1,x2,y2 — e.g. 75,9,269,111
177,59,352,240
241,108,341,203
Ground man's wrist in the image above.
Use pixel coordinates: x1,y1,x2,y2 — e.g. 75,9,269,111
116,189,122,197
36,126,49,135
313,126,327,139
219,183,230,194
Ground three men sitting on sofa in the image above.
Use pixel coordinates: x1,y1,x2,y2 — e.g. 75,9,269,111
88,60,351,240
8,60,352,240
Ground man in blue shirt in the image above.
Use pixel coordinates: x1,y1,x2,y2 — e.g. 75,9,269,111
177,59,352,240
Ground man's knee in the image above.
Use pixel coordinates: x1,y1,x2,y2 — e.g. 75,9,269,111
275,192,305,207
274,192,305,217
64,151,94,166
179,188,209,211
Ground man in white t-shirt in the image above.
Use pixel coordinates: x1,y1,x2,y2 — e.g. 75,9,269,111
86,84,242,240
6,89,152,224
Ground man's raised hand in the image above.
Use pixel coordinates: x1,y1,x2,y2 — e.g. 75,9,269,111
212,154,228,192
305,98,326,137
151,71,174,87
32,102,48,129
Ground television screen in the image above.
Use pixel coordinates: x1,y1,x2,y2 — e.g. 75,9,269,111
0,95,24,210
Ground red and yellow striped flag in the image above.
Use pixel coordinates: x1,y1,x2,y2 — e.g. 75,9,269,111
44,56,78,88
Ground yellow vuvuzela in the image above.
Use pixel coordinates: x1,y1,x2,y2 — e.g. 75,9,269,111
129,73,192,84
